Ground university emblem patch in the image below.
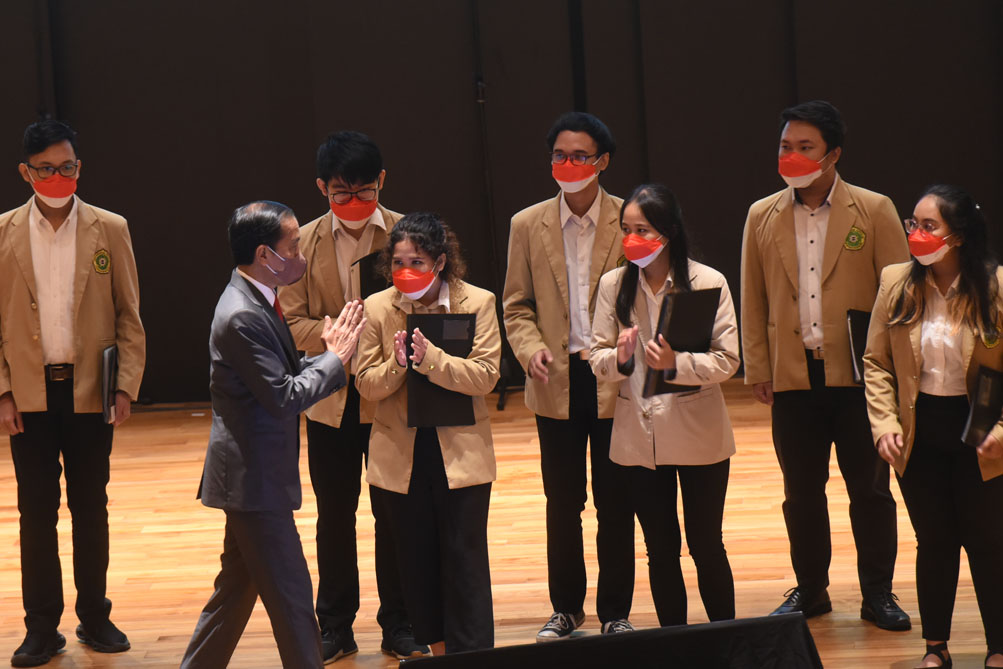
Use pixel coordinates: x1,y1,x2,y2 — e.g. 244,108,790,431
844,226,865,251
93,249,111,274
616,254,627,268
983,330,1000,349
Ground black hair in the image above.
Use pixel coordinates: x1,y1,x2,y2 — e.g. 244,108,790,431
23,120,78,159
379,212,466,284
316,130,383,186
545,111,616,158
228,200,295,266
890,184,1000,338
780,100,846,153
615,184,692,327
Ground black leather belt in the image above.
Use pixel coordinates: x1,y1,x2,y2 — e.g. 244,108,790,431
45,364,73,382
806,348,825,361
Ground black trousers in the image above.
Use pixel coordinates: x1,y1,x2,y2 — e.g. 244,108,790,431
181,509,322,668
627,459,735,626
898,393,1003,650
535,355,635,623
388,427,493,653
305,378,407,636
9,376,114,633
771,352,897,598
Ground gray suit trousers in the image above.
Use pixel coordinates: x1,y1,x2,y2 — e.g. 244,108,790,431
180,509,322,668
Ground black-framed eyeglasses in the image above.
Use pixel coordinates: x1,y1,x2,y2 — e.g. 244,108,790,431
23,161,79,178
329,186,379,205
550,151,599,166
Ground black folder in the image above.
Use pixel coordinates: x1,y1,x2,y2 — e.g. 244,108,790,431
353,251,391,299
101,345,118,424
962,365,1003,447
641,287,722,398
406,313,476,428
847,309,871,385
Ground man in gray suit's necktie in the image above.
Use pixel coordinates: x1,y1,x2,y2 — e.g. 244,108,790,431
181,201,366,668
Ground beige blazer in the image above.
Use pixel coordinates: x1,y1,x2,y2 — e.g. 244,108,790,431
590,262,740,467
502,189,623,419
864,262,1003,481
356,280,501,494
0,197,145,415
279,205,402,428
741,177,909,391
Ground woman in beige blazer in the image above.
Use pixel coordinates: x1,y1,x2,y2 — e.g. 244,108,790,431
864,185,1003,669
590,184,740,627
355,212,500,656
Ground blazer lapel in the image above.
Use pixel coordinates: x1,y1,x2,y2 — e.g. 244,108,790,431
909,319,923,378
449,281,470,314
72,201,100,322
9,202,38,301
588,190,620,307
821,178,856,284
769,192,799,291
539,196,570,308
315,213,346,309
234,272,299,371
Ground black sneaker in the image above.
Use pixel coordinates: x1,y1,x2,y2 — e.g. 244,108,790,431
381,625,429,659
601,619,635,634
11,631,66,667
861,592,911,631
76,620,130,653
536,610,585,642
770,587,832,618
321,627,358,665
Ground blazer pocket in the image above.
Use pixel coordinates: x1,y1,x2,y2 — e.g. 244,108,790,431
676,387,712,404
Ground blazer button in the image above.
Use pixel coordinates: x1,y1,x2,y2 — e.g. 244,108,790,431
563,312,568,320
31,302,37,310
428,364,435,371
642,409,651,419
32,334,39,341
391,369,398,375
562,342,568,350
793,329,800,335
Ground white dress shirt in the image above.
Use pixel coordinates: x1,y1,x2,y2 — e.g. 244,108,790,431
639,270,671,338
560,191,601,355
331,210,388,303
237,268,277,308
401,278,451,314
793,174,841,352
919,274,967,396
29,196,79,364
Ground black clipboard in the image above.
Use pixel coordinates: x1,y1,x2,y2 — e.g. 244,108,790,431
641,287,721,398
101,345,118,424
962,365,1003,447
847,309,871,385
352,251,391,299
405,313,476,428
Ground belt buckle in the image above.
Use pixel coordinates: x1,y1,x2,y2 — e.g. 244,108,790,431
46,364,73,382
809,348,825,361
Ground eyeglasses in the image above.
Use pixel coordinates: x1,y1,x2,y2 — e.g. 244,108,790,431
903,218,941,234
550,151,599,166
329,186,379,205
23,161,79,178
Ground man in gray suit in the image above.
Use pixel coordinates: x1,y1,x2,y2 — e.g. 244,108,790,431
181,201,367,669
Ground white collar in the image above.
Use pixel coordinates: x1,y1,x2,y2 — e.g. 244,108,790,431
401,278,451,312
28,194,79,231
237,268,276,307
793,172,841,210
559,189,602,228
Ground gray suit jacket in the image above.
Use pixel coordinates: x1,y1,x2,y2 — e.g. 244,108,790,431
198,270,347,511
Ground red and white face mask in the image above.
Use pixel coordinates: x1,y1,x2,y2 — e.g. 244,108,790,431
908,228,953,266
778,151,831,189
30,173,77,208
393,267,438,301
552,159,599,193
622,233,665,268
330,197,379,229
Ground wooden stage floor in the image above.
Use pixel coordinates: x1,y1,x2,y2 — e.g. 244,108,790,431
0,379,989,667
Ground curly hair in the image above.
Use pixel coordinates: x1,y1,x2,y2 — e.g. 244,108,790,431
378,211,467,284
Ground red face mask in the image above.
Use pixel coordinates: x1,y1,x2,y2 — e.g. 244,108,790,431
330,197,379,226
622,233,665,268
777,151,830,188
552,160,598,193
393,267,437,300
908,228,952,265
31,174,77,203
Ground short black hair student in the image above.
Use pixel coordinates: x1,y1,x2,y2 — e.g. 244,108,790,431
865,185,1003,669
590,184,739,626
355,213,500,655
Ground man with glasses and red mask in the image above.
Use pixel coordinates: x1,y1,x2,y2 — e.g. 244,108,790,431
741,100,911,629
0,120,145,666
278,131,426,662
503,112,635,640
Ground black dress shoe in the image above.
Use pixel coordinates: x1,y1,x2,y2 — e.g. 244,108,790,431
321,627,358,664
11,631,66,667
76,620,130,653
770,587,832,618
381,625,430,659
860,592,911,631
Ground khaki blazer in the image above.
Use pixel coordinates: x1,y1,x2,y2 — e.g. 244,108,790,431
502,189,623,419
0,197,145,415
741,177,908,391
356,280,501,494
279,205,402,428
590,262,740,467
864,262,1003,481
